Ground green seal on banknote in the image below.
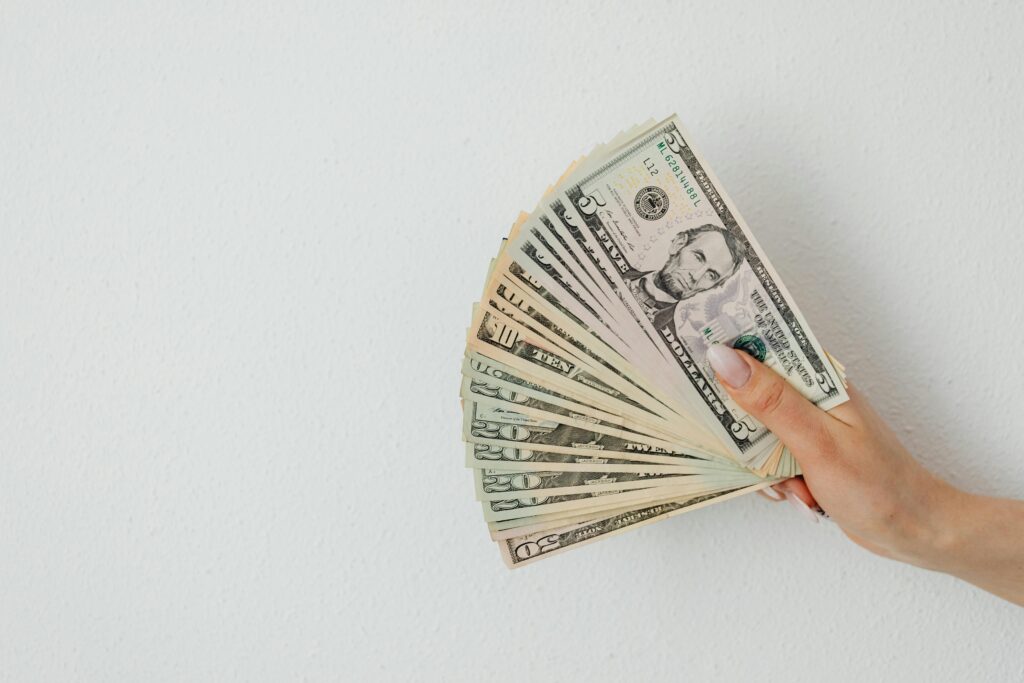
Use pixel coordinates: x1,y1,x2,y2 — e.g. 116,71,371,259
732,335,767,362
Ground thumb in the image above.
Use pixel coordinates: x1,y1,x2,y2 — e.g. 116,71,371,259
707,344,836,462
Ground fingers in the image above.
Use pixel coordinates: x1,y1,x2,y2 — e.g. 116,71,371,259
773,478,817,509
707,345,841,468
773,477,825,523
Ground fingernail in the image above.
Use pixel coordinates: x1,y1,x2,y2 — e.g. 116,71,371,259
785,491,820,524
708,344,751,388
760,486,785,501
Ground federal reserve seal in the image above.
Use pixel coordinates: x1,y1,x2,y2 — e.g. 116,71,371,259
732,335,767,362
634,186,669,221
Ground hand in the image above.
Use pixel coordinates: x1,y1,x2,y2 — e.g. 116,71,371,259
707,344,1024,606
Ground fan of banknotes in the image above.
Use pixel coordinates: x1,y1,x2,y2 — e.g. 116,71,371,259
462,116,849,568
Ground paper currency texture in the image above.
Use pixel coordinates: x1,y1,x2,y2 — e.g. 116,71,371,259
462,116,847,567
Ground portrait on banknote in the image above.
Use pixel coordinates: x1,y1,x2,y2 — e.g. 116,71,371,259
621,224,746,330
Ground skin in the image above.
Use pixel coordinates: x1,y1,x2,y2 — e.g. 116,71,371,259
655,231,735,300
714,349,1024,607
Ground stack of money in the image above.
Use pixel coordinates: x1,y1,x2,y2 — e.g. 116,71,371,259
462,116,848,568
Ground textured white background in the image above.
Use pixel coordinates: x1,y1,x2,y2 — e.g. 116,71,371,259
2,1,1023,680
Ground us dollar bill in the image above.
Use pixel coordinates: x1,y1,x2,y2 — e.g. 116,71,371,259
462,377,669,444
465,382,733,468
507,225,669,370
484,486,686,523
467,306,679,426
499,484,766,568
553,116,848,461
474,467,693,501
465,444,718,472
460,116,846,567
483,476,755,522
462,400,709,463
488,500,656,540
463,351,682,442
462,354,667,438
480,290,683,426
484,489,707,533
484,272,717,445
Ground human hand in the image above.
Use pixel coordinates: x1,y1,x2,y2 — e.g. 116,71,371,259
707,344,1024,605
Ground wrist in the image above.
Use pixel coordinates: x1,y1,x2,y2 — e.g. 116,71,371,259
891,476,969,573
876,467,1024,605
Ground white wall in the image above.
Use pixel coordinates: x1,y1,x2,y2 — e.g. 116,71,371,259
2,1,1022,680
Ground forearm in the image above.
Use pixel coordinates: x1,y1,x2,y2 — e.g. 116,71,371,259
922,488,1024,606
713,355,1023,606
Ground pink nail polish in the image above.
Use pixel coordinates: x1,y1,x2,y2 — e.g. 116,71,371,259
707,345,751,388
785,492,821,524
